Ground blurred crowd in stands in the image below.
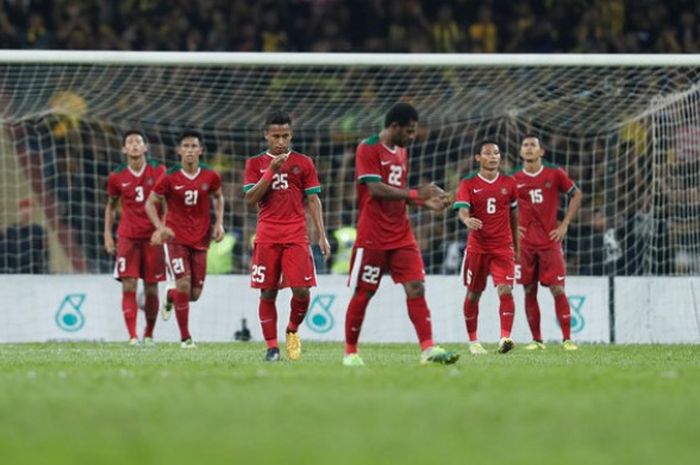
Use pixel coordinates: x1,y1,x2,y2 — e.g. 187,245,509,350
1,0,700,53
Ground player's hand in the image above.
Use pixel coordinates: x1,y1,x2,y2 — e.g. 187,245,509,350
549,222,568,243
151,226,174,245
463,217,483,230
269,152,289,173
518,225,526,240
417,182,444,200
423,193,450,211
104,234,116,255
213,223,225,242
318,236,331,261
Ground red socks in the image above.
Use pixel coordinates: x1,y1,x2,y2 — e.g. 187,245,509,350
344,292,370,354
525,291,542,341
406,296,433,350
554,294,572,340
122,291,137,338
259,298,278,348
287,295,310,333
174,290,191,341
143,293,158,338
463,298,479,342
499,294,515,338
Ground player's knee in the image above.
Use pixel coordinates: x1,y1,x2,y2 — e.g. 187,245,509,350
466,291,481,302
121,279,137,292
175,279,190,295
550,285,565,297
524,284,537,296
497,285,513,296
404,281,424,298
261,289,278,301
144,283,159,296
190,288,202,302
291,287,310,300
353,289,373,301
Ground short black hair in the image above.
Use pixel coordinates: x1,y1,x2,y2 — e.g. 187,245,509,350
384,103,419,128
521,134,542,146
122,129,147,146
265,111,292,128
479,139,501,152
178,129,203,145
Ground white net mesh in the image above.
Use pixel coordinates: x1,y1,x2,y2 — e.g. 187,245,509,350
1,54,699,276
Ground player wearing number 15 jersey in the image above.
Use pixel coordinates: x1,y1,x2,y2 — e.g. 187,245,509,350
104,130,166,346
244,111,330,363
342,103,459,367
145,130,224,349
512,135,582,351
454,140,518,355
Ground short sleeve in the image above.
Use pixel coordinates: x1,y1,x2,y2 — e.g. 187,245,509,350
356,143,382,184
243,158,259,193
107,173,119,197
556,167,576,194
153,173,170,197
452,180,471,210
509,180,518,209
210,170,222,192
303,158,321,195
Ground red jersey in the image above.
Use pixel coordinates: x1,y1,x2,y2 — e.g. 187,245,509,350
453,171,518,254
355,134,415,250
153,163,221,250
243,151,321,244
107,159,165,240
512,162,576,250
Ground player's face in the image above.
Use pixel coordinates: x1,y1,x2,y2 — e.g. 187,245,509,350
265,124,292,155
122,134,147,159
520,137,543,162
390,121,417,147
476,143,501,170
177,137,203,165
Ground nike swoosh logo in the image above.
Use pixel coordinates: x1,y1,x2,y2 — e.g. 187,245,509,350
517,184,526,188
121,182,130,187
174,185,185,190
304,276,313,281
473,188,483,193
505,276,513,280
557,276,565,280
260,169,267,173
154,273,164,278
380,161,392,166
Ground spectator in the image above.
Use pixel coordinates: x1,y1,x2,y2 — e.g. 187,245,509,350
3,198,48,274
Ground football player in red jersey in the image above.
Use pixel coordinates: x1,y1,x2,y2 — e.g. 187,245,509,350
244,111,330,362
453,141,519,355
342,103,459,367
145,130,224,349
104,130,166,346
513,135,582,351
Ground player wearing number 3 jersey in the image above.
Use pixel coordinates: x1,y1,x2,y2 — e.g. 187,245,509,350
244,111,330,363
454,140,519,355
342,103,459,367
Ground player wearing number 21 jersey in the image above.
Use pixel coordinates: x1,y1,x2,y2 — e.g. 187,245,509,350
244,111,330,363
453,140,519,355
105,130,165,346
512,135,582,351
146,130,225,349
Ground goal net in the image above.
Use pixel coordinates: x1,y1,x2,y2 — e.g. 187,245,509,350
1,52,699,277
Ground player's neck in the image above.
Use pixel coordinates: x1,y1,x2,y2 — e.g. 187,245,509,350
181,161,199,175
479,168,499,180
128,157,145,172
378,130,396,150
524,159,542,173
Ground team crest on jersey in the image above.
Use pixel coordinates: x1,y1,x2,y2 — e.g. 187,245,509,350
291,165,301,175
501,187,507,194
201,183,209,191
545,181,552,188
146,177,154,185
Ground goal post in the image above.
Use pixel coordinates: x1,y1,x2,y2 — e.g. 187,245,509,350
1,51,700,277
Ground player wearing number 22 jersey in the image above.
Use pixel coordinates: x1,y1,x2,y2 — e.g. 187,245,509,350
454,140,519,355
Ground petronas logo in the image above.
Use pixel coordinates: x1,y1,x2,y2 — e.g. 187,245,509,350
567,295,586,334
305,294,335,333
55,294,86,332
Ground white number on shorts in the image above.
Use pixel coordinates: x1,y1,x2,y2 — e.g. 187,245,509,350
529,189,543,204
515,264,522,280
272,173,288,190
388,165,403,186
466,269,473,285
134,186,144,202
251,265,266,283
171,258,185,274
184,190,199,205
361,265,381,284
486,197,496,214
118,257,126,272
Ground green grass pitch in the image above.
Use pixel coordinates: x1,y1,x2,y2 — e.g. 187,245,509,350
0,342,698,465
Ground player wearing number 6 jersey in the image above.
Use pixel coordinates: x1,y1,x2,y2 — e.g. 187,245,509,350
244,111,330,363
454,141,519,355
105,130,166,346
512,135,582,351
342,103,459,367
145,130,224,349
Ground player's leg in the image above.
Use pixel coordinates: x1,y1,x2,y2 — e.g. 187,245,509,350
142,242,165,345
121,278,139,344
491,254,516,353
281,243,317,360
142,282,159,346
114,237,140,344
165,244,195,347
520,247,544,349
251,243,283,361
462,251,488,354
161,244,176,321
540,248,577,350
343,247,384,366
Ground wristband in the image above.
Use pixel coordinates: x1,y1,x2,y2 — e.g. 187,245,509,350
408,189,425,207
262,169,274,183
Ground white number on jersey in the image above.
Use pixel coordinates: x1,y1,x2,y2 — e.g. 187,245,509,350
134,186,144,202
529,189,543,204
361,265,381,284
184,190,199,206
251,265,266,283
388,165,403,187
272,173,288,190
486,197,496,214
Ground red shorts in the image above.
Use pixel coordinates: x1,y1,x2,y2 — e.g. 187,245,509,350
250,242,317,289
348,244,425,292
113,237,165,283
461,251,515,292
518,246,566,286
164,243,208,289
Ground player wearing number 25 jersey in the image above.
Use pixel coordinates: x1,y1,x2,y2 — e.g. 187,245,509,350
244,111,330,363
105,130,166,345
454,140,518,355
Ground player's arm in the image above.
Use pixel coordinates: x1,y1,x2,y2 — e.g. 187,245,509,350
457,207,482,230
306,193,331,259
212,187,225,242
550,186,583,243
510,204,520,260
145,192,173,245
103,195,119,255
244,153,289,205
366,182,446,209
